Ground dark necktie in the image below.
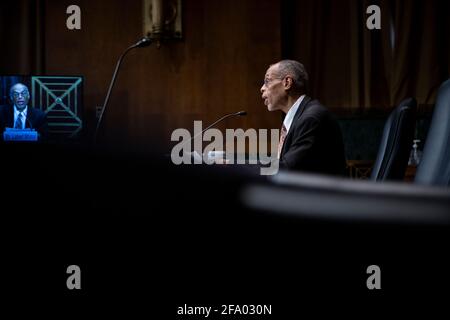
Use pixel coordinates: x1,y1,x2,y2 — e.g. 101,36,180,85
15,112,23,129
278,124,287,159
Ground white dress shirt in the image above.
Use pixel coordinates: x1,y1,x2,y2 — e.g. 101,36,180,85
14,105,28,129
282,94,305,134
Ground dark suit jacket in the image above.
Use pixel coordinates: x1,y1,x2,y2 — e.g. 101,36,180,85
279,96,346,176
0,105,48,140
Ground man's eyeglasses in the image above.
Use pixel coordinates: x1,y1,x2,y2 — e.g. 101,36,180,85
12,91,29,98
263,77,284,87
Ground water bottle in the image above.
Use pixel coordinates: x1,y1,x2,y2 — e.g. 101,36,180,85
408,139,422,166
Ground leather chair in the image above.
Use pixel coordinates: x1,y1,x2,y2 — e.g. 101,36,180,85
371,97,417,181
415,78,450,186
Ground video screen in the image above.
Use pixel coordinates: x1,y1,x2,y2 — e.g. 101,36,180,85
0,75,83,141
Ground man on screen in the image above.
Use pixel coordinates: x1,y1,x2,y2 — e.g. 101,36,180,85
0,83,48,140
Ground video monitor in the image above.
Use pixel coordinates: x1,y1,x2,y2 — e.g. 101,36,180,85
0,75,83,141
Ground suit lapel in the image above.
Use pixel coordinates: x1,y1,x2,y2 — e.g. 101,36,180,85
292,95,311,124
25,108,34,129
281,96,312,156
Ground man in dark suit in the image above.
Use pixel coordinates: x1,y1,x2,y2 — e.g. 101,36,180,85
0,83,48,141
261,60,346,175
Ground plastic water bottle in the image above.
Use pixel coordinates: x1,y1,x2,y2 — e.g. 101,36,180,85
408,139,422,166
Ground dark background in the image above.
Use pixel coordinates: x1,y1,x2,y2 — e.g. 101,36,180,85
1,0,449,317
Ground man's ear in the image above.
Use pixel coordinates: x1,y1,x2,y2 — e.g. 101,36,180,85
283,76,293,90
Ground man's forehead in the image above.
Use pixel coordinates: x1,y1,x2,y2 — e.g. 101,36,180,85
12,84,28,92
265,64,279,77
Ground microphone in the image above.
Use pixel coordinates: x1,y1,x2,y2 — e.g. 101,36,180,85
134,37,152,48
183,110,247,154
195,110,247,139
94,37,152,143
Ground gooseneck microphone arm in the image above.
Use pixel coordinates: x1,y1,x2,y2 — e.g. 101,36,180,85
93,37,152,143
181,111,247,153
190,111,247,143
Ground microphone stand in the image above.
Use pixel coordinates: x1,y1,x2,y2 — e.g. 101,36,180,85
189,111,247,143
178,111,247,161
93,37,152,144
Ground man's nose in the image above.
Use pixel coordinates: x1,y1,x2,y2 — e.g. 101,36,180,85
260,85,265,93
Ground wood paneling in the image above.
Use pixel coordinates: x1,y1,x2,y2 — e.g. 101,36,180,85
44,0,282,151
0,0,45,74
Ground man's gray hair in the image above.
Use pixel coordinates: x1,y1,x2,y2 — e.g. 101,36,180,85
275,60,309,92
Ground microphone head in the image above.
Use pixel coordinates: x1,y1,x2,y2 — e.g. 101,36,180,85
135,37,152,48
236,111,247,116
